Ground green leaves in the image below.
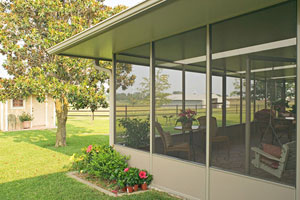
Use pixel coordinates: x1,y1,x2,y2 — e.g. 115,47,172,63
0,0,128,106
118,118,150,149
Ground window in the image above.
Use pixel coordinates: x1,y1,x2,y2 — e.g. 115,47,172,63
12,99,24,108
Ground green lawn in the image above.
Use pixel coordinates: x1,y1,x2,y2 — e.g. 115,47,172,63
0,119,177,200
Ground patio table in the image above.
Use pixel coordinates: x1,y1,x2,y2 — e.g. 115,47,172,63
174,125,206,161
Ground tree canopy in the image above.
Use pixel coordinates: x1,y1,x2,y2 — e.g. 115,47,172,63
0,0,134,146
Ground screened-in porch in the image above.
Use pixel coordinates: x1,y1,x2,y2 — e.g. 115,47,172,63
48,0,299,199
114,1,297,187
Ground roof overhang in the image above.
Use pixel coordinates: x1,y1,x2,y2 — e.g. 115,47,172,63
47,0,289,60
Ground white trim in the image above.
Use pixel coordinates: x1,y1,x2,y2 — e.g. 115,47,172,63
53,101,56,128
0,102,3,131
45,95,48,127
162,38,297,67
5,101,8,131
10,99,25,110
213,38,296,60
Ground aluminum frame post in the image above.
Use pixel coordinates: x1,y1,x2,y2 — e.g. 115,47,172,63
150,41,156,173
265,77,268,109
240,76,243,125
296,1,300,199
182,66,186,112
205,24,212,200
222,67,227,132
110,54,117,146
245,57,251,174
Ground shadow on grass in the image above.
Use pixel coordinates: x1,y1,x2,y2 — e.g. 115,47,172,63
0,172,109,200
0,123,109,156
0,172,176,200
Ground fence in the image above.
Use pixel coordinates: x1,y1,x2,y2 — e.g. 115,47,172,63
68,103,266,119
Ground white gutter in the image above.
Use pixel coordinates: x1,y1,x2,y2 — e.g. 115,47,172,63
47,0,167,55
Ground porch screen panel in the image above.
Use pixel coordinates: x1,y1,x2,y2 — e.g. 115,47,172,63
153,26,206,164
211,1,297,186
115,61,150,152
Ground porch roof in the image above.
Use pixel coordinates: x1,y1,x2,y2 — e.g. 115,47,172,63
47,0,288,61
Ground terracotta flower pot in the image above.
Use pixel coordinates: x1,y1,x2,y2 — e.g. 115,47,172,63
141,183,147,190
127,186,133,193
122,187,127,192
23,121,31,129
133,184,139,191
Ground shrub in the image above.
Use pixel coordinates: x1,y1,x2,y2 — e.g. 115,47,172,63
70,145,154,191
71,144,129,181
118,118,150,149
124,167,140,186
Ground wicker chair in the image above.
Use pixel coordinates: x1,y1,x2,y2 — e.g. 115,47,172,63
197,116,230,158
154,121,191,160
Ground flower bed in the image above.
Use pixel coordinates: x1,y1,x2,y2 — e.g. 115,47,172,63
70,144,153,195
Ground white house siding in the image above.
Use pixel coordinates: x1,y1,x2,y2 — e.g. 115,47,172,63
0,96,56,131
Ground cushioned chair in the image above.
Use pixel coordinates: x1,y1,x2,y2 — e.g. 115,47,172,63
154,121,191,160
197,116,230,158
251,141,296,179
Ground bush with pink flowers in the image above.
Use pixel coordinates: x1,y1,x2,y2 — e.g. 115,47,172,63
70,144,153,193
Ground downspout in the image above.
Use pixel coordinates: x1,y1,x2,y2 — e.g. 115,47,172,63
94,59,114,146
94,59,112,75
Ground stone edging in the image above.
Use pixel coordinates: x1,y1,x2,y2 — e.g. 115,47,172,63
66,171,148,197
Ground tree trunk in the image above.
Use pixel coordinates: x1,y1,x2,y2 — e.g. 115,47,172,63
55,98,68,147
92,111,94,120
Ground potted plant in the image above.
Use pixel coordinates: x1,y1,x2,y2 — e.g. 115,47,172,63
124,168,139,193
138,170,152,190
129,168,140,191
176,109,196,130
18,112,33,129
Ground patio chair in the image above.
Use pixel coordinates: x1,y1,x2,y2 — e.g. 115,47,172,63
154,121,191,160
8,114,17,131
197,116,230,158
251,141,296,179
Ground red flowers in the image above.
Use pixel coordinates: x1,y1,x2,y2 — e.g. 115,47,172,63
139,171,147,179
86,145,93,153
124,168,129,172
176,109,197,124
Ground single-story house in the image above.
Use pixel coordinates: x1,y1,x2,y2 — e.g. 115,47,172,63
48,1,299,200
0,95,56,131
166,93,230,108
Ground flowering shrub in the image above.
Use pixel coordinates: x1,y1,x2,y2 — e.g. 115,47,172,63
176,109,197,124
70,145,153,193
138,170,153,185
71,144,129,181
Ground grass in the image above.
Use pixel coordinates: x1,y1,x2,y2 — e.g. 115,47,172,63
0,119,177,200
67,116,109,134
